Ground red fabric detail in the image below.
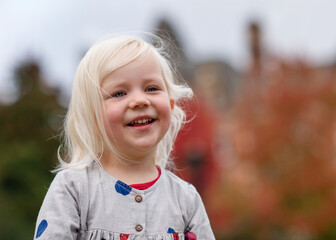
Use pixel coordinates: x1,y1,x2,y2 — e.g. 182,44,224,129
130,166,161,190
120,233,130,240
172,232,179,240
185,232,197,240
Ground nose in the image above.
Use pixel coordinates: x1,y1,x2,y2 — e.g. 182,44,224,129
128,91,150,109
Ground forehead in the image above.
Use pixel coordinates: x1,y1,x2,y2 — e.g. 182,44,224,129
101,51,164,87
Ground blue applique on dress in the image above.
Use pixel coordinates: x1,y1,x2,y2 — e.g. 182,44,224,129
115,180,132,195
36,219,48,238
167,228,179,240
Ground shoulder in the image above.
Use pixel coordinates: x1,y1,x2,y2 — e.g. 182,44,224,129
50,167,94,194
53,167,88,184
161,169,206,219
161,169,198,195
44,167,96,210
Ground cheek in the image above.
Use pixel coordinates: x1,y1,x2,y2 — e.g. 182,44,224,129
102,103,122,137
159,100,173,129
103,102,123,122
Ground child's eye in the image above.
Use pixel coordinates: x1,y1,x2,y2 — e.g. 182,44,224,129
146,87,159,92
112,91,126,98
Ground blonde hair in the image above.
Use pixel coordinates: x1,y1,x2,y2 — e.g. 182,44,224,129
56,35,193,171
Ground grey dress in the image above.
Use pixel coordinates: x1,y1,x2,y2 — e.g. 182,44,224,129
33,164,215,240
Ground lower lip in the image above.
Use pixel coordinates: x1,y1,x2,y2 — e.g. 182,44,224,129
128,121,155,131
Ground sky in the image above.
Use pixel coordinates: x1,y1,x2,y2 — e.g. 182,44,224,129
2,0,336,104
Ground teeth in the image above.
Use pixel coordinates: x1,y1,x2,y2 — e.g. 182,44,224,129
130,119,152,125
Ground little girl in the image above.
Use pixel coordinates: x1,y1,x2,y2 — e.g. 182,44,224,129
34,35,215,240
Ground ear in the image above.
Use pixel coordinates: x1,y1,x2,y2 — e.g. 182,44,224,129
170,99,175,110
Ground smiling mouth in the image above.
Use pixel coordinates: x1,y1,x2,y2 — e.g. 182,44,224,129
127,118,155,127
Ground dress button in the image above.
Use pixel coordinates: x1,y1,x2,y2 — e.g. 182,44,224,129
135,224,143,232
135,195,142,202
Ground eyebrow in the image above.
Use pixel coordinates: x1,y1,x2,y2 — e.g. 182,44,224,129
101,77,123,90
141,72,163,79
102,74,164,88
142,75,164,83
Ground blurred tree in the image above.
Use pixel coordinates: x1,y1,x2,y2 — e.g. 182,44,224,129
207,62,336,239
0,61,64,239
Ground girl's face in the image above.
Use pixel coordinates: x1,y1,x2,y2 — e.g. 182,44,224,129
101,51,174,160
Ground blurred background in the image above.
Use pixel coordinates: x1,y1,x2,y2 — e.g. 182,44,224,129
2,0,336,239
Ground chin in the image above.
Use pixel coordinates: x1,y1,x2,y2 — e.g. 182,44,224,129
130,141,159,153
134,143,156,151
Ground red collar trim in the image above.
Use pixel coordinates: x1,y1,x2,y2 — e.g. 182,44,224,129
130,166,161,190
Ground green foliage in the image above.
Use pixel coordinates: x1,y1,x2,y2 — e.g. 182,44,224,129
0,62,65,239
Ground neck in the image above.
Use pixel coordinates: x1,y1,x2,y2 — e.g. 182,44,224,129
100,149,159,185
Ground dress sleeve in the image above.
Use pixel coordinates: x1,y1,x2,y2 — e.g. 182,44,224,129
184,184,216,240
33,169,82,240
